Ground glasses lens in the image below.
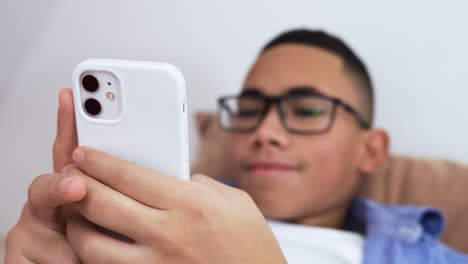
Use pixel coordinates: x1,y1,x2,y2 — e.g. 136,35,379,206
282,96,334,132
219,96,264,131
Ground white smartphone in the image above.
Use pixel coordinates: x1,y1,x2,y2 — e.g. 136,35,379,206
72,59,190,180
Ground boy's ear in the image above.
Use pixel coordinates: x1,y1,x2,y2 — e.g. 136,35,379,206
357,129,390,174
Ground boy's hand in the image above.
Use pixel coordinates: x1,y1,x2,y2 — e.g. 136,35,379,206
65,146,286,264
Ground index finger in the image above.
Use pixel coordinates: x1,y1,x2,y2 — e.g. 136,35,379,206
28,171,86,231
53,88,78,172
71,147,189,209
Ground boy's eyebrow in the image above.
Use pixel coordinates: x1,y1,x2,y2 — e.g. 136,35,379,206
240,88,264,96
241,86,324,97
287,86,323,96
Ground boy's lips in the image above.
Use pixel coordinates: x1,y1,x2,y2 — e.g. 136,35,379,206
244,161,299,178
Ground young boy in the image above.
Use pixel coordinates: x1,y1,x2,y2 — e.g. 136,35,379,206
5,29,467,264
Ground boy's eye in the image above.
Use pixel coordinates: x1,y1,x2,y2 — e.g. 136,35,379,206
294,108,324,117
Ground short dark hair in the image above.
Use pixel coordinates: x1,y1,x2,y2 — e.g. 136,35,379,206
262,29,374,125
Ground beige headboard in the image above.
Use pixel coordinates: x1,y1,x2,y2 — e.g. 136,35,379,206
191,111,468,253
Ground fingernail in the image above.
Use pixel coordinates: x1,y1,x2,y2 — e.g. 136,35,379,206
61,164,73,173
73,148,84,163
59,177,72,193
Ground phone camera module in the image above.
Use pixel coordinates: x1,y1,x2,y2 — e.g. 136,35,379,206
82,75,99,92
84,98,102,116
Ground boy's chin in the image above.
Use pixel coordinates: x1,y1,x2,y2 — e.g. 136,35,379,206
248,192,306,219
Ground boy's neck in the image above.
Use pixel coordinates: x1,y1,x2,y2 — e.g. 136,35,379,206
287,202,350,230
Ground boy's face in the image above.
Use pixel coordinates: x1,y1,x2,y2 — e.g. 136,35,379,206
228,44,372,226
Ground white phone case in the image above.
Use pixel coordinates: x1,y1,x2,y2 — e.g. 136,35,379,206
72,59,190,180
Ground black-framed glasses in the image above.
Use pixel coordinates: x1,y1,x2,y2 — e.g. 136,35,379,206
217,87,370,134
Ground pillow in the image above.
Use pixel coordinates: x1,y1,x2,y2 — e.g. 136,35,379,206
191,111,468,253
191,111,231,180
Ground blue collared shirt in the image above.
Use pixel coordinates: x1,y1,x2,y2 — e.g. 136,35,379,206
348,199,468,264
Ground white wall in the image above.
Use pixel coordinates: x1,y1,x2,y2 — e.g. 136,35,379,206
1,0,467,235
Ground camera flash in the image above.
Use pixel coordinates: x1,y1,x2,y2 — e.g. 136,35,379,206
106,92,115,101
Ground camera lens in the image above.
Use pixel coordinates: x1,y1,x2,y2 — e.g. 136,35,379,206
84,98,101,116
82,75,99,92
